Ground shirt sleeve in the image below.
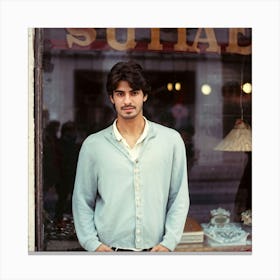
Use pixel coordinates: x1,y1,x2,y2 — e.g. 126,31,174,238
160,132,190,251
72,140,102,251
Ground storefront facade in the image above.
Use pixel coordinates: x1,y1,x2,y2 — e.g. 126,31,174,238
32,28,252,251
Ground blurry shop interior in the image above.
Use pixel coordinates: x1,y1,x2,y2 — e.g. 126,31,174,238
34,28,252,251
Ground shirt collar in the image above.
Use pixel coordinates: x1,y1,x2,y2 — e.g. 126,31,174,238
113,117,149,143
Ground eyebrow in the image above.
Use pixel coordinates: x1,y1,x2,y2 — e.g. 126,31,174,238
113,89,139,93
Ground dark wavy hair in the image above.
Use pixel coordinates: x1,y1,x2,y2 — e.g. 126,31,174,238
106,61,151,97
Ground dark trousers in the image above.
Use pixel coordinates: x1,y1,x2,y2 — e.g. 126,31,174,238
111,247,151,252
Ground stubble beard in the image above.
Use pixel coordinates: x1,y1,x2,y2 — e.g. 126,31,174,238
119,106,143,120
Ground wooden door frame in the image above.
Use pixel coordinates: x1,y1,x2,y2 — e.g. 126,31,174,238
29,28,44,251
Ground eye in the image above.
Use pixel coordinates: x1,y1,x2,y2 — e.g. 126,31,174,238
115,91,124,97
131,90,139,96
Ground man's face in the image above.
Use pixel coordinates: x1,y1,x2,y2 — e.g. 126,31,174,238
110,80,147,120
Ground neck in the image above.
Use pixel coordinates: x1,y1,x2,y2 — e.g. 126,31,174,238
116,115,145,137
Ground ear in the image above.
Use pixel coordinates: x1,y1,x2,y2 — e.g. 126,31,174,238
143,95,148,102
110,95,115,104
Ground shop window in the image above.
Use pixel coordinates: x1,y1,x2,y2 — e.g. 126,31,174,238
32,28,252,251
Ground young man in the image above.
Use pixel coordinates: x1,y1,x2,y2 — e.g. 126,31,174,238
72,61,190,252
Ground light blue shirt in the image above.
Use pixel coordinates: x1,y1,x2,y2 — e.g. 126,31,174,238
72,120,190,251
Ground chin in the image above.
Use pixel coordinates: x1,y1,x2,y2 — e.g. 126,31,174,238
122,114,137,119
118,109,142,120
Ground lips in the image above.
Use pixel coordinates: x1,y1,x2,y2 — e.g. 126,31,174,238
122,106,135,111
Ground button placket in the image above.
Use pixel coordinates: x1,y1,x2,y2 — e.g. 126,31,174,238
134,159,143,248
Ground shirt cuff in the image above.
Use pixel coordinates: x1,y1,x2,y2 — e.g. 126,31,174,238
160,237,178,251
84,239,102,252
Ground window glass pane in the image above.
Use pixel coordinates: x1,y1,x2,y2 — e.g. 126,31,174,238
40,28,252,251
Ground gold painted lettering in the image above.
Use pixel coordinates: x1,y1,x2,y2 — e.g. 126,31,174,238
66,28,96,48
148,28,163,50
174,28,189,51
225,28,251,55
106,28,136,51
188,28,220,53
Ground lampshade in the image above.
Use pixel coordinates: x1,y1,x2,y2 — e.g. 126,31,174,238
214,119,252,152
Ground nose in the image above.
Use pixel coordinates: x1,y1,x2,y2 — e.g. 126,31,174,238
124,93,132,105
